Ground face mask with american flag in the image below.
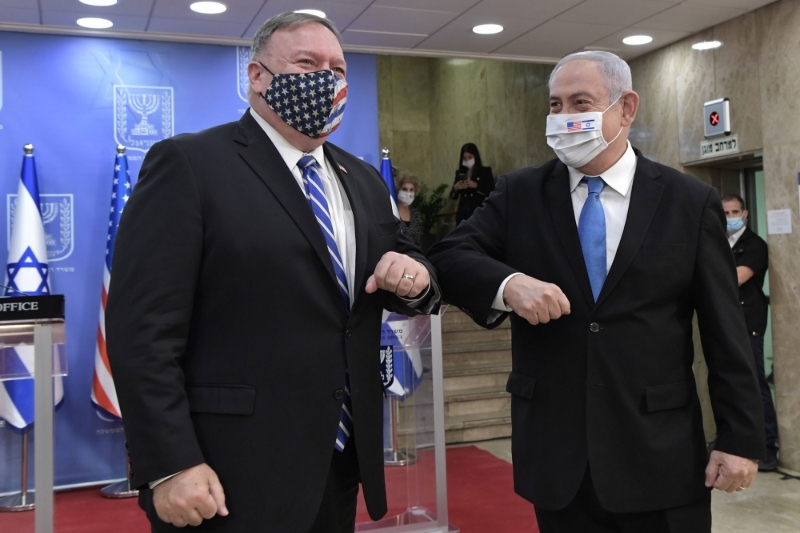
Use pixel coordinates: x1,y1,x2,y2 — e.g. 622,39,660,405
259,62,348,139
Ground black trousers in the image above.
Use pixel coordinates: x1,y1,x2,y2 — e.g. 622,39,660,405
307,441,361,533
535,468,711,533
750,334,779,452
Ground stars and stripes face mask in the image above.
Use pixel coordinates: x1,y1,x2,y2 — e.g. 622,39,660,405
259,62,348,139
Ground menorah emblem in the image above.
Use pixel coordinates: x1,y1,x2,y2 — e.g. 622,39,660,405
114,85,174,153
129,94,160,136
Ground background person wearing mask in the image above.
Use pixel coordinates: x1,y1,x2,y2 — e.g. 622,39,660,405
450,142,494,224
395,171,423,248
428,50,764,532
722,193,777,472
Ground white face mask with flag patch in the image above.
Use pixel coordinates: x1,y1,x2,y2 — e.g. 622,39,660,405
545,97,623,169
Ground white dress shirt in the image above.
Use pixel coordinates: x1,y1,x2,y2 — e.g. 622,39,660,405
250,109,358,306
728,225,746,247
491,142,638,315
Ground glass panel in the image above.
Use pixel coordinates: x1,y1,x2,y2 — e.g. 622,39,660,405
357,312,454,532
0,322,67,381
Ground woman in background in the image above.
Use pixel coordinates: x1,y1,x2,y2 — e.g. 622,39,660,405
395,171,423,247
450,142,494,224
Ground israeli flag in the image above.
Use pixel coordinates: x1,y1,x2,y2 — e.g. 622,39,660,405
0,146,64,429
381,313,424,399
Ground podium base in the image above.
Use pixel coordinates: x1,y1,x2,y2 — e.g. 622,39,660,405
100,479,139,499
0,491,36,512
356,507,458,531
384,449,417,466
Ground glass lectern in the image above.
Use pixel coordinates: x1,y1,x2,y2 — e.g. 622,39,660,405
357,310,457,533
0,295,66,533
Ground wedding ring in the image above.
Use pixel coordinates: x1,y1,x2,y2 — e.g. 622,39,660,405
403,274,415,281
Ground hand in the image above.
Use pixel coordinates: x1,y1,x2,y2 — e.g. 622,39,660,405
153,463,229,527
366,252,430,298
503,275,570,325
466,179,478,189
454,180,468,191
705,450,758,493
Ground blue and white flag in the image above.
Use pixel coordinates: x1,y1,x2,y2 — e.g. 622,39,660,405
0,146,64,429
380,150,397,202
381,313,424,399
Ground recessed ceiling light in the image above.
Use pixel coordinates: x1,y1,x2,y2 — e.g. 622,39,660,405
76,17,113,28
79,0,117,5
294,9,326,18
190,1,227,14
622,35,653,46
473,24,503,35
692,40,722,50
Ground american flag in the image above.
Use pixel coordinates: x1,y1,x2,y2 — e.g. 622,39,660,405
567,119,596,132
91,146,131,418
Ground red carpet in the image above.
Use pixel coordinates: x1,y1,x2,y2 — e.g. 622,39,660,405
0,446,537,532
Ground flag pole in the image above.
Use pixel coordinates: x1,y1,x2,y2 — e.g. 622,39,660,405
384,394,416,466
98,145,138,499
0,427,36,511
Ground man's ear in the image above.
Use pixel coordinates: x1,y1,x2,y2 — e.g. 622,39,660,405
248,61,270,94
621,91,640,127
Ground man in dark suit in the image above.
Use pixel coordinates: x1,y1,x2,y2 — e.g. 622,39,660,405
106,12,439,533
721,193,777,471
427,51,764,532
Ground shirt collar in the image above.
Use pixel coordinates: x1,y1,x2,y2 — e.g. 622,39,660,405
728,225,746,247
249,108,328,179
568,141,637,196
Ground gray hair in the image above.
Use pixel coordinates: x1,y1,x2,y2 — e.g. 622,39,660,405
250,12,342,62
548,51,632,103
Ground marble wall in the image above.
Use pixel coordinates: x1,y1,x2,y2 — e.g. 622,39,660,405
377,55,553,230
629,0,800,470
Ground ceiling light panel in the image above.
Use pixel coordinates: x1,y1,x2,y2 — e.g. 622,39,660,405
77,17,113,28
473,24,503,34
79,0,117,6
622,35,653,45
190,2,227,15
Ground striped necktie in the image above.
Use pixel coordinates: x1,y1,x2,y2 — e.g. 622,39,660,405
298,155,354,451
578,176,607,301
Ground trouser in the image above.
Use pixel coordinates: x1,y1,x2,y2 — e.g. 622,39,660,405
307,440,361,533
749,334,779,452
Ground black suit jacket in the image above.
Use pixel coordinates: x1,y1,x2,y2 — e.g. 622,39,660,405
731,227,769,336
106,111,440,532
427,150,764,513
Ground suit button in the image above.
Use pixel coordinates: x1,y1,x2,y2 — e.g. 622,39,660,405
345,329,352,338
334,390,344,400
589,322,600,333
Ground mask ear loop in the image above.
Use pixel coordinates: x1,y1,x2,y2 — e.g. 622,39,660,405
601,94,626,145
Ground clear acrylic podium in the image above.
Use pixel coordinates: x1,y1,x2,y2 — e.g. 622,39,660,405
357,310,457,532
0,295,66,533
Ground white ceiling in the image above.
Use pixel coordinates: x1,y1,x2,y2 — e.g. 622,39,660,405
0,0,778,62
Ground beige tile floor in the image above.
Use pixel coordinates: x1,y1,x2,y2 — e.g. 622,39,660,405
469,438,800,532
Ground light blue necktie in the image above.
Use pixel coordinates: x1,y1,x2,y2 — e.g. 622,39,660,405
298,155,354,451
578,177,607,301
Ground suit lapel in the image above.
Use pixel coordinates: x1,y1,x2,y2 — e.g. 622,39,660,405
595,155,664,308
544,163,595,307
324,144,369,304
234,113,338,286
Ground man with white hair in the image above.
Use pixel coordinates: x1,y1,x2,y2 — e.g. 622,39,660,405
428,51,764,531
